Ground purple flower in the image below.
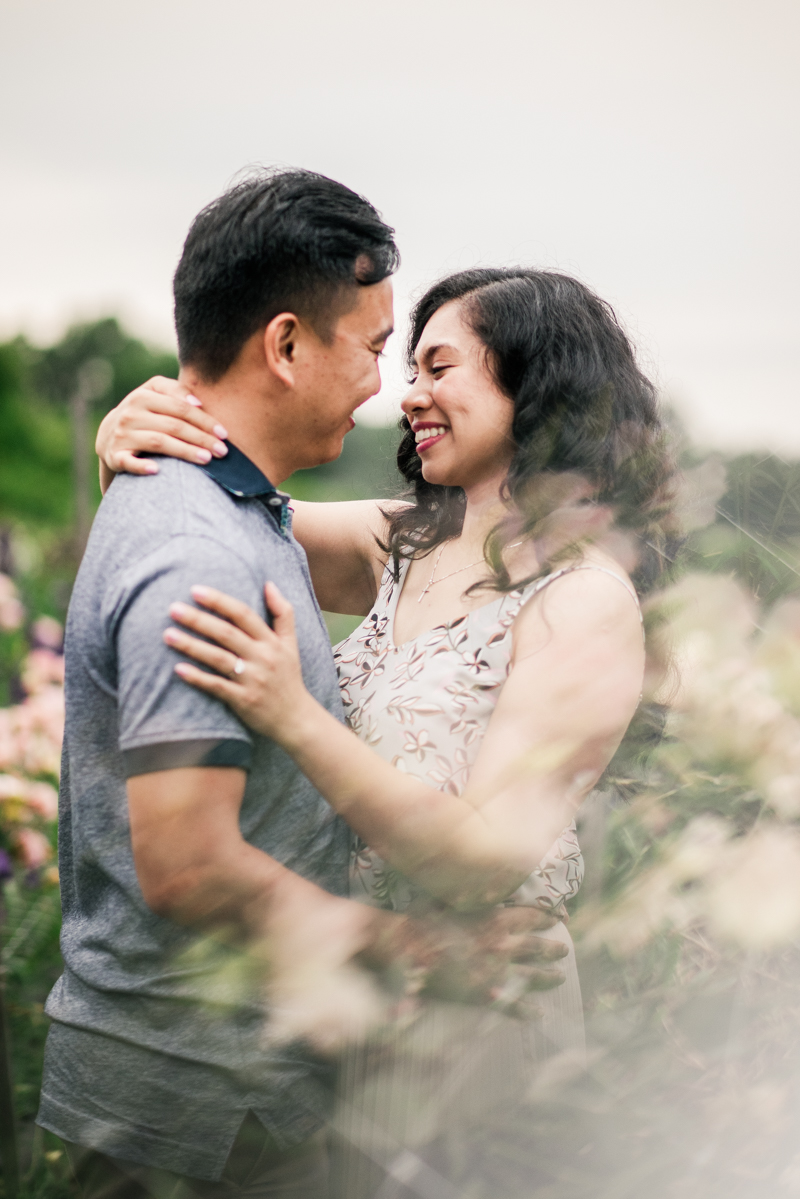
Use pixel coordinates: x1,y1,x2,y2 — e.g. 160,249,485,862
0,848,14,883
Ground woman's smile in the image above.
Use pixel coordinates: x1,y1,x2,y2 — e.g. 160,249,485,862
413,420,450,453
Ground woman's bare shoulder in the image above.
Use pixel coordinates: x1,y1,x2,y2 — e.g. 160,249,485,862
511,551,642,660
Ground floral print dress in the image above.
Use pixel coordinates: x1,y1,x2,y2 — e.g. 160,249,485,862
330,559,643,1199
335,558,586,915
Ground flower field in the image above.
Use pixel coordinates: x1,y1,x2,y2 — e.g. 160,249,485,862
0,575,68,1199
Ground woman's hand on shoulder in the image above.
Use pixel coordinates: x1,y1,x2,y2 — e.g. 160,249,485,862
164,581,312,741
95,377,229,486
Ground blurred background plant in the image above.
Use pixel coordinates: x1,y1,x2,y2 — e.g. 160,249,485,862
2,319,800,1198
0,577,64,1199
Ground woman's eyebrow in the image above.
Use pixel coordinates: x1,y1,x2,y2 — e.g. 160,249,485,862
413,342,456,369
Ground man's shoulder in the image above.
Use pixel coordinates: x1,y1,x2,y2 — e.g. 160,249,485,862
102,456,225,516
96,459,254,549
81,460,268,599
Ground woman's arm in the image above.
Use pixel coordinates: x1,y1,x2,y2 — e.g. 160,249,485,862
95,377,396,614
289,499,398,615
166,569,645,909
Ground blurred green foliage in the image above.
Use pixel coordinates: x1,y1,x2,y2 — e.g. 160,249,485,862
1,886,68,1199
0,320,179,531
686,452,800,607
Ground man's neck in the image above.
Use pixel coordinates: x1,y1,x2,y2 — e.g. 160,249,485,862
178,367,291,486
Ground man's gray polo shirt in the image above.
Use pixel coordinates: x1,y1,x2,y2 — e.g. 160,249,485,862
37,446,350,1180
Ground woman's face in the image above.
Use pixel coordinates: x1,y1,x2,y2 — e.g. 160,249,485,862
401,301,515,491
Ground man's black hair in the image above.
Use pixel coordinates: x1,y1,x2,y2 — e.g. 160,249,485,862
173,168,399,380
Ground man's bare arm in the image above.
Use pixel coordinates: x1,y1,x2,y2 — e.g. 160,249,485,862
127,765,373,943
126,765,568,1021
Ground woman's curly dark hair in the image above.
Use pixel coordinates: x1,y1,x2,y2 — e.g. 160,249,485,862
382,267,679,596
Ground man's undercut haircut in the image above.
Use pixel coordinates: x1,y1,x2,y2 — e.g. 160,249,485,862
173,168,399,381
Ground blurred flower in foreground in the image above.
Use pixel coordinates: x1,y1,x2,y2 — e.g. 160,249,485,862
14,826,53,870
0,573,25,631
30,615,64,651
0,605,62,886
0,773,58,821
21,647,65,695
707,825,800,948
580,572,800,957
0,685,65,778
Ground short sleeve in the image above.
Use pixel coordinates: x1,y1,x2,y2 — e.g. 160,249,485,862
108,535,263,777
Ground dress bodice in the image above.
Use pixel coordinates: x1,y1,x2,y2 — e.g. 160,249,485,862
334,558,594,913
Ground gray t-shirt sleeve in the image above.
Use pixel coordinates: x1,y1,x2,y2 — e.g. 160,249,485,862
108,534,263,777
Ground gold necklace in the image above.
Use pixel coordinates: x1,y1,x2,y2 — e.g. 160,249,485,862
416,538,526,603
417,541,484,603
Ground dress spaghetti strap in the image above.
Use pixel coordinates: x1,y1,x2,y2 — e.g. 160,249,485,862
514,562,644,638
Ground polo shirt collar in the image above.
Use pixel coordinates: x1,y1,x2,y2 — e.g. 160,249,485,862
198,441,291,528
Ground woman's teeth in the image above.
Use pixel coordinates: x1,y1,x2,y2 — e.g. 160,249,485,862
414,426,448,444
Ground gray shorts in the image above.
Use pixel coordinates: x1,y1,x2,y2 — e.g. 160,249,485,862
63,1113,329,1199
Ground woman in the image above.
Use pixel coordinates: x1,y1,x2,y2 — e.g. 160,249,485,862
97,268,674,1195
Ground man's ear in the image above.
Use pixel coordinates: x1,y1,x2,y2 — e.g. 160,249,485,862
263,313,301,388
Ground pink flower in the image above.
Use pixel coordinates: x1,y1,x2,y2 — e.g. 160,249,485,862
21,649,65,696
0,773,27,801
0,689,64,777
0,597,25,631
25,781,59,821
0,574,25,631
15,827,53,869
31,616,64,651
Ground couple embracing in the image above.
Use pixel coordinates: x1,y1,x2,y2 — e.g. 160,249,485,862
37,169,673,1199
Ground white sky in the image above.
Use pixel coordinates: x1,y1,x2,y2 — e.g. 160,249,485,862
1,0,798,450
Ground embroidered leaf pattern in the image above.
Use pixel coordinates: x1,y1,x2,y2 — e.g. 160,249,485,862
386,696,444,725
334,557,585,913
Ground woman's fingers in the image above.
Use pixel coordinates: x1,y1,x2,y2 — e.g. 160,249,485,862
190,586,273,641
165,627,242,676
109,429,222,469
142,376,193,401
129,397,226,444
506,933,569,964
168,602,254,655
119,408,227,457
173,660,239,700
115,452,160,476
95,376,230,473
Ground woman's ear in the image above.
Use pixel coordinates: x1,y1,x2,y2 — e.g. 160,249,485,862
263,313,300,388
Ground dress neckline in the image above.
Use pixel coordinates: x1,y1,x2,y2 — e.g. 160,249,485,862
386,558,513,652
384,556,641,652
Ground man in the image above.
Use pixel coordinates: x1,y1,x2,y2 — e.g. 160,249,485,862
38,169,563,1199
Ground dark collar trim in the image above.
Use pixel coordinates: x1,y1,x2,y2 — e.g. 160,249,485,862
198,440,279,499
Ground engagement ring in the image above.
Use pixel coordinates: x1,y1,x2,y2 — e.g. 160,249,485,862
232,657,245,677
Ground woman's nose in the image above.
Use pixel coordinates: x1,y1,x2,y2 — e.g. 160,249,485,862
400,380,432,416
